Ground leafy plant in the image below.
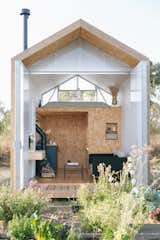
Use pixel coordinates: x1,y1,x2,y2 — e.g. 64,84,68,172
103,228,114,240
8,215,33,240
12,188,43,218
131,185,160,210
31,215,63,240
67,226,82,240
0,102,10,136
77,163,148,240
0,185,15,222
0,186,43,223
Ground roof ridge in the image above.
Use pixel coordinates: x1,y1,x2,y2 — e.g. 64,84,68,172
13,19,149,67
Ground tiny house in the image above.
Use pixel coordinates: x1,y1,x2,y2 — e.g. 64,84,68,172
11,13,150,195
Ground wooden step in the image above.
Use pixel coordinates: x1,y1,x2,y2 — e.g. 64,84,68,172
37,183,93,198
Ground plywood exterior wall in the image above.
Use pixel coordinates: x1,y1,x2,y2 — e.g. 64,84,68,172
37,107,121,168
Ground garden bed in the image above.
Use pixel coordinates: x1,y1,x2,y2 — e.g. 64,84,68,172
1,154,160,240
0,224,160,240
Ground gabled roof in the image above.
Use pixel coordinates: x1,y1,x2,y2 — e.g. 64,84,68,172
15,19,149,68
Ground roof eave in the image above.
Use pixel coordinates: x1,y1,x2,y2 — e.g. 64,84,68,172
13,19,149,68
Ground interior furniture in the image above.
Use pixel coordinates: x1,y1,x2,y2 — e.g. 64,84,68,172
28,150,45,160
89,154,127,177
36,144,57,177
45,145,57,173
64,162,83,179
36,124,47,177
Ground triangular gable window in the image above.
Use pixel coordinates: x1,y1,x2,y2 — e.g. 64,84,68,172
41,75,112,106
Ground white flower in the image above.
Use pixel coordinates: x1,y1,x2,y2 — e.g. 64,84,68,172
131,178,137,186
128,163,133,170
132,187,139,195
108,176,113,182
127,156,132,163
130,169,135,176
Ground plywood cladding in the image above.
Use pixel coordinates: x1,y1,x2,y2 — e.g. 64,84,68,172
15,20,148,68
37,107,122,163
38,113,88,169
87,107,121,153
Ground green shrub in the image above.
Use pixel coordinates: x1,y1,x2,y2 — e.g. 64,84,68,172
78,164,148,240
67,226,82,240
0,186,43,223
8,215,33,240
132,185,160,210
0,186,15,222
12,188,43,218
31,214,64,240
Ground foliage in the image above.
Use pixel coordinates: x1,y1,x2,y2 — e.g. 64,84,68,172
11,188,43,218
0,102,10,136
150,62,160,135
0,186,43,223
0,102,11,157
55,224,69,240
67,226,82,240
77,164,148,240
31,215,54,240
8,215,33,240
150,62,160,88
131,185,160,210
149,208,160,222
31,214,64,240
0,186,14,223
150,101,160,134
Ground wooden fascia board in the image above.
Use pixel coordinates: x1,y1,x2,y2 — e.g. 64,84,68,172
80,20,149,67
80,27,138,67
15,20,82,66
23,28,80,66
11,58,16,191
14,19,149,68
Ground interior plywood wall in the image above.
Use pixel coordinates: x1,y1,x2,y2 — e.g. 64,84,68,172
39,113,88,168
37,106,121,168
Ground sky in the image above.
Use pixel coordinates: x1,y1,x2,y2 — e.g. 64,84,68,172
0,0,160,109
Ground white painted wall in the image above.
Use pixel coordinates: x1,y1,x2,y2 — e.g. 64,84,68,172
121,61,149,152
121,63,142,153
23,69,36,186
14,60,22,191
121,61,149,184
28,39,130,108
29,39,131,73
13,61,37,190
14,39,149,190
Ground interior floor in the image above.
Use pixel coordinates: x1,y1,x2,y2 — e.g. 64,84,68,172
37,168,93,183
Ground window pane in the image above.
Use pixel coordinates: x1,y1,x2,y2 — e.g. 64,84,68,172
59,91,80,101
58,90,96,101
78,78,95,90
82,91,96,101
97,89,112,105
101,89,112,105
42,88,58,105
59,77,77,90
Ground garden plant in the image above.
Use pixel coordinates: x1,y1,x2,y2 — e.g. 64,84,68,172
76,160,160,240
